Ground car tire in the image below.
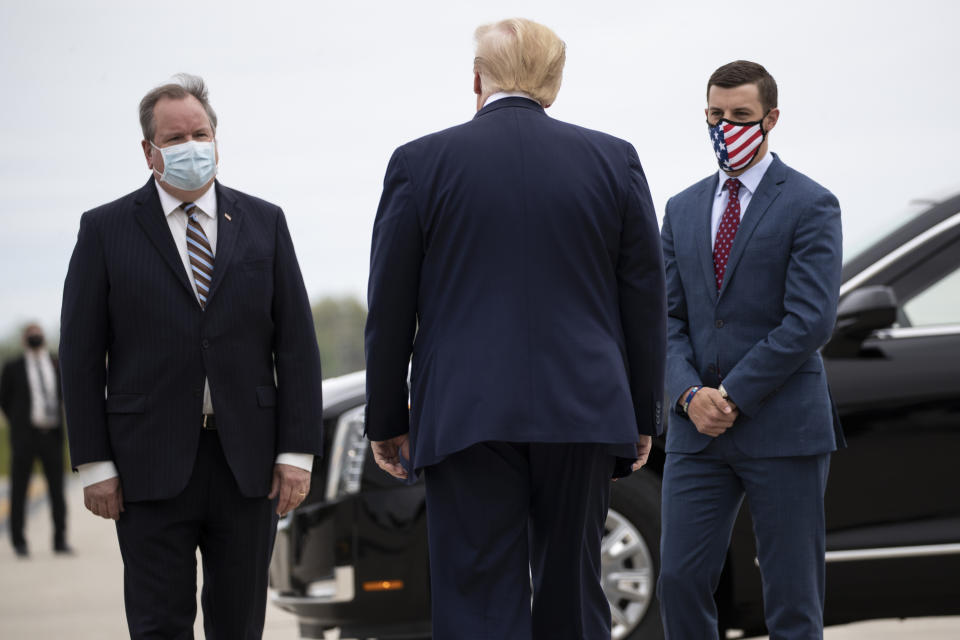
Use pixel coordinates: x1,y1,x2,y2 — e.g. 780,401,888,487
605,470,664,640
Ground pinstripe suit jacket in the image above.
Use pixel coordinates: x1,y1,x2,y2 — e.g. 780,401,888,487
60,178,322,501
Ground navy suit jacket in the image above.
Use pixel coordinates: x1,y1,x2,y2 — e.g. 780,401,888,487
662,154,843,457
60,179,323,501
365,97,666,472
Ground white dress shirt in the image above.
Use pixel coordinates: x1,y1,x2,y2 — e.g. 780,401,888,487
24,349,59,428
483,91,538,107
710,150,774,249
77,181,312,487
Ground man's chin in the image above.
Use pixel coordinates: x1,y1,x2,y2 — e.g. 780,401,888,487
157,177,216,199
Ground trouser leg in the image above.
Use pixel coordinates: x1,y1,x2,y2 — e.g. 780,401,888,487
37,428,67,546
198,430,277,640
423,442,533,640
9,442,33,549
115,436,208,639
736,453,830,640
528,443,615,640
659,441,744,640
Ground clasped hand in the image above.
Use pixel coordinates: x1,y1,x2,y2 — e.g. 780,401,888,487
687,387,738,437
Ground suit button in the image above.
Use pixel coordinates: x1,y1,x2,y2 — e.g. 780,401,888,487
715,320,724,328
194,389,202,398
201,339,210,349
708,364,717,373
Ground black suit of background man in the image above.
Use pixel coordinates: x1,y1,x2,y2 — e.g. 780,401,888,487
0,324,70,557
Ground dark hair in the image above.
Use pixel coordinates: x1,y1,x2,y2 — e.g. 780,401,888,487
707,60,778,112
138,73,218,142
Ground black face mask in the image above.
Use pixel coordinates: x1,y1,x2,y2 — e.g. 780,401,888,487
26,335,44,348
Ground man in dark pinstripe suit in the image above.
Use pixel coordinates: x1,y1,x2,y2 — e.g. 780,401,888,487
59,74,323,639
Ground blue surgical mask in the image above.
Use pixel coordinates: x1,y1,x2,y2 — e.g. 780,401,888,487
151,139,217,191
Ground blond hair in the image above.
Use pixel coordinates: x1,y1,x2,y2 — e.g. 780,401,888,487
474,18,565,107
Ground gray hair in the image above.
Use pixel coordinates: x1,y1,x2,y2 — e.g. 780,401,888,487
138,73,218,142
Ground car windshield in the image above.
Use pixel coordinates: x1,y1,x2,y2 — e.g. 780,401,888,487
844,199,934,264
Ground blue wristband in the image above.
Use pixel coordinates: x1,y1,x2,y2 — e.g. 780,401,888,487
681,385,703,416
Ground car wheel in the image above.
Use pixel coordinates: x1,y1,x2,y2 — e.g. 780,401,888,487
604,470,664,640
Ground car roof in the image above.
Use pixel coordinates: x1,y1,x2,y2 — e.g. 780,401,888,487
842,191,960,284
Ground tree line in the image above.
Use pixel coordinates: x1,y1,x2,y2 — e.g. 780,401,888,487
0,295,368,476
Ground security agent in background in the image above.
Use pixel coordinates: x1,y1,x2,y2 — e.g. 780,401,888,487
1,324,71,557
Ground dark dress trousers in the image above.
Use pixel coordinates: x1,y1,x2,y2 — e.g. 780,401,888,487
59,179,323,639
659,154,844,640
0,355,67,551
365,97,667,639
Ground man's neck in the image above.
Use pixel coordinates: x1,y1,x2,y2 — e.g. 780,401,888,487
481,91,538,109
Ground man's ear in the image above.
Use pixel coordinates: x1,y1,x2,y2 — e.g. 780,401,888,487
141,140,154,170
764,108,780,132
474,72,482,96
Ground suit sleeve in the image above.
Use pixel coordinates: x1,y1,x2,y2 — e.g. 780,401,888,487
272,209,324,456
364,147,423,441
59,212,112,468
618,145,667,436
722,190,842,416
0,360,13,419
661,200,705,410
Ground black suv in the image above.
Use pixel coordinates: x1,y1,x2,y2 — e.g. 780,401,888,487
269,193,960,639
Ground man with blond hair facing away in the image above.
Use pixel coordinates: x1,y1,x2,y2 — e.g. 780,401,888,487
364,18,666,639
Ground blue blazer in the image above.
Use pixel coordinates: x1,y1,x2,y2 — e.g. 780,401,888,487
365,97,666,471
662,154,843,457
59,179,323,501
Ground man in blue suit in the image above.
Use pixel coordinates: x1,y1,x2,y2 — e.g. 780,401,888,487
658,60,843,639
60,74,323,638
364,18,666,640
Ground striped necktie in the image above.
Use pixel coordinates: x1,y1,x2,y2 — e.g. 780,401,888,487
183,202,214,308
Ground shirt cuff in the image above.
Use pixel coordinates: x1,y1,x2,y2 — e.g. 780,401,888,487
76,461,119,487
276,453,314,472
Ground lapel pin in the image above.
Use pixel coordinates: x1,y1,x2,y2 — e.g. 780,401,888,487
224,212,232,221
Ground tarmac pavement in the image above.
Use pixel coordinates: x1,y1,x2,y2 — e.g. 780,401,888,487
1,475,957,639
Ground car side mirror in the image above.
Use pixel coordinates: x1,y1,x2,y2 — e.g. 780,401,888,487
824,285,898,357
836,285,898,337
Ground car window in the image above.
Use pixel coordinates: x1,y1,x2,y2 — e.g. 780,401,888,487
902,264,960,326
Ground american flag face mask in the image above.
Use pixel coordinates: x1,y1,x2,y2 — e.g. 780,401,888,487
708,115,768,172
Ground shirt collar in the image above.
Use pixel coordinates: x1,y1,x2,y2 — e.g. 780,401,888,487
154,180,218,219
714,150,774,198
483,91,538,107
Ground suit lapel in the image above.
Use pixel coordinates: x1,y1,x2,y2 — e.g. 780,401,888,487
697,176,720,299
205,182,243,306
717,156,786,299
132,179,196,300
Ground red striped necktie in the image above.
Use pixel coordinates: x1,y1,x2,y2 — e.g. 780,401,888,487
713,178,742,290
182,202,214,308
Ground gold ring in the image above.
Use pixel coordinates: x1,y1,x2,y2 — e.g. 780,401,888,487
297,492,306,496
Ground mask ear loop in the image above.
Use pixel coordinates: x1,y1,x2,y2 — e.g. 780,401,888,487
149,141,167,182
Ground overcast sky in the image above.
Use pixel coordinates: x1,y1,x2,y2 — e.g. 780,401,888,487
1,0,958,339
